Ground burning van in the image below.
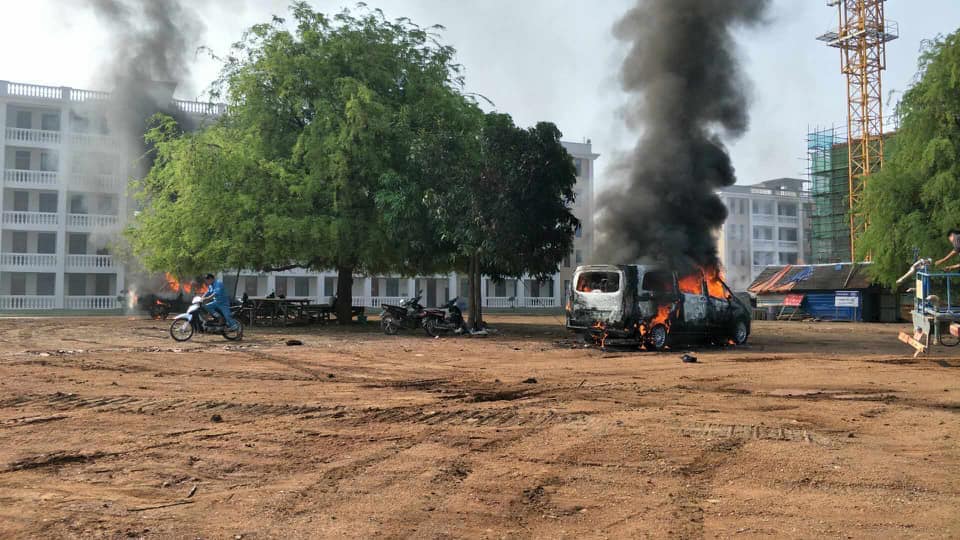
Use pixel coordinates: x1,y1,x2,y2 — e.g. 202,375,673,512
566,264,750,350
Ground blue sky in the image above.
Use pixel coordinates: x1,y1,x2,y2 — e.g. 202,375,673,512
3,1,957,193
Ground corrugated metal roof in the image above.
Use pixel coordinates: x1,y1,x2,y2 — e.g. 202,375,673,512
748,263,874,294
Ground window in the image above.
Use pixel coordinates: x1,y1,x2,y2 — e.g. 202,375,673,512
95,274,112,296
385,278,400,297
11,232,28,253
245,277,259,297
97,196,116,215
574,158,583,177
323,276,337,298
67,274,87,295
563,280,570,296
778,202,798,217
41,113,60,131
13,191,29,211
740,250,747,267
37,233,56,254
575,250,583,265
739,199,746,215
494,280,507,298
294,277,310,297
779,252,799,265
575,225,582,238
275,277,287,298
10,274,26,295
752,251,775,267
779,228,798,242
563,254,571,268
15,151,30,170
752,200,774,215
70,195,87,214
576,271,620,293
36,274,55,295
222,275,237,298
752,226,773,240
16,111,31,129
641,271,676,295
68,233,88,254
40,152,58,172
39,193,57,213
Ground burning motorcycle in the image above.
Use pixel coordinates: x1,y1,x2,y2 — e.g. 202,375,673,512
380,293,429,335
169,296,244,342
422,297,467,337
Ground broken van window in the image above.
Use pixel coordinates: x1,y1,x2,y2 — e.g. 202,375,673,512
576,272,620,293
641,271,675,294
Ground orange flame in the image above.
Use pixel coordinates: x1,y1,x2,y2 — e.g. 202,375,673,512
163,273,207,295
677,266,728,299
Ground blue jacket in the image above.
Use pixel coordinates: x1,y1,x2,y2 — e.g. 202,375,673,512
204,279,229,307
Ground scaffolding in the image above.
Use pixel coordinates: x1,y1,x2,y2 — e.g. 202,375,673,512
807,125,852,263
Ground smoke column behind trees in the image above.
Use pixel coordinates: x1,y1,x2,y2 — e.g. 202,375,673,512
593,0,770,272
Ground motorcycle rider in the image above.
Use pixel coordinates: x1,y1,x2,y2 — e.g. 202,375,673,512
202,273,239,330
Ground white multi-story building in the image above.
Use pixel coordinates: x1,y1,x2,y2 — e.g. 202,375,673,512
716,178,813,292
0,79,597,311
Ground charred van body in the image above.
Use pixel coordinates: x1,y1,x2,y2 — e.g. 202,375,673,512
566,264,751,350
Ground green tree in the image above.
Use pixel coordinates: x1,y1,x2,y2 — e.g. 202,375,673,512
394,111,579,330
130,3,468,321
860,30,960,285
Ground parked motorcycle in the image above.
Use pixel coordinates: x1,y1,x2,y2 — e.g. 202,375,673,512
422,297,466,337
169,295,244,342
380,293,428,335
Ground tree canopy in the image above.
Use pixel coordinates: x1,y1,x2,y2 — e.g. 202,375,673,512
126,2,579,325
859,30,960,285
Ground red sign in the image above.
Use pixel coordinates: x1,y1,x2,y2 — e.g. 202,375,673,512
784,294,805,307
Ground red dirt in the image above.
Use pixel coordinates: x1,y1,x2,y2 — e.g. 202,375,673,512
0,316,957,538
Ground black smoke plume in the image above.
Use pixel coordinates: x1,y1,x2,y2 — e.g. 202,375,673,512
593,0,769,271
88,0,206,167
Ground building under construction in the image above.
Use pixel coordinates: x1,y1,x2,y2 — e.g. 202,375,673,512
806,125,897,264
807,126,851,263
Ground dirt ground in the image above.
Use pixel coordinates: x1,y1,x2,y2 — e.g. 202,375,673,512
0,314,957,539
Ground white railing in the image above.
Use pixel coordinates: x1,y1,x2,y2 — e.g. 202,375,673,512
2,211,59,227
174,99,225,116
5,127,61,145
69,88,110,102
3,169,59,187
484,297,514,308
65,254,116,270
0,295,57,310
65,296,119,310
523,297,558,308
67,214,120,229
0,253,57,268
68,132,114,147
367,296,408,308
777,216,799,225
3,81,62,100
71,172,125,191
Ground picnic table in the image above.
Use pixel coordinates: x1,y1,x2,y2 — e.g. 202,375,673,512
242,297,365,326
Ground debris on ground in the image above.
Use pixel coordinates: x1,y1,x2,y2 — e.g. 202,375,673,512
286,339,304,346
210,414,223,423
522,377,538,384
681,354,698,363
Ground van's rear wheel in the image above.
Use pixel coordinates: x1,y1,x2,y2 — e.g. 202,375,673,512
646,324,668,351
731,320,749,345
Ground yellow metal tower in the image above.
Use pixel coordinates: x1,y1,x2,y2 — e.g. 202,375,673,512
817,0,898,259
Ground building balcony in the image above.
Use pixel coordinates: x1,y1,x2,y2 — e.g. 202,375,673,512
751,213,776,225
4,127,61,147
68,132,115,147
0,295,57,310
777,215,799,225
0,252,57,270
4,169,59,188
65,254,117,271
70,172,125,192
65,295,120,310
67,213,121,230
2,211,58,229
752,239,775,251
778,240,799,250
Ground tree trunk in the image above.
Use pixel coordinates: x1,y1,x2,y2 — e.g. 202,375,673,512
467,251,484,331
335,266,354,324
